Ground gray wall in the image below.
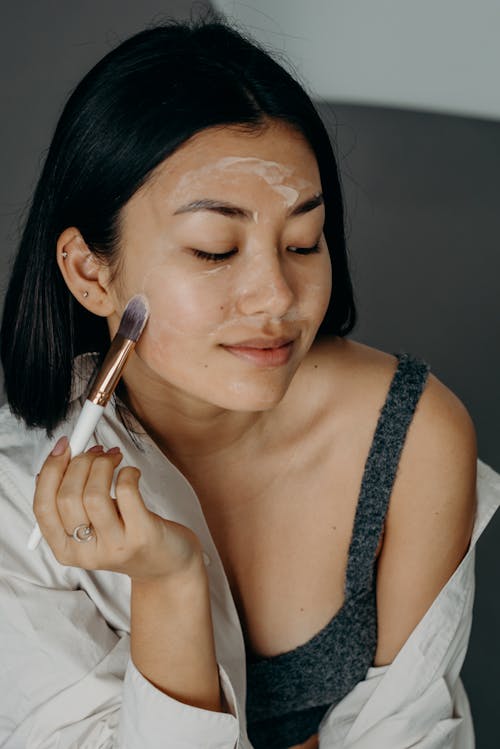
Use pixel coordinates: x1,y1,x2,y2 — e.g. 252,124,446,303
0,0,202,301
1,3,498,748
322,102,500,749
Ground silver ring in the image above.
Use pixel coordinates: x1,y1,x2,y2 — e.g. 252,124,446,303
68,524,95,542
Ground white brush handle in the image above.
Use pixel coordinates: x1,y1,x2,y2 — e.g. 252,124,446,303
27,400,105,551
68,400,105,455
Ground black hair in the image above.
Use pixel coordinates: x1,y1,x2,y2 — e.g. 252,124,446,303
0,15,356,434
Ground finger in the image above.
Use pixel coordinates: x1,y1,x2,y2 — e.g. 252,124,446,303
33,436,72,548
86,445,106,455
115,466,148,533
57,450,123,536
33,441,103,546
83,451,125,540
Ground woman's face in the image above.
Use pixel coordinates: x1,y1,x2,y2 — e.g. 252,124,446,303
112,121,332,411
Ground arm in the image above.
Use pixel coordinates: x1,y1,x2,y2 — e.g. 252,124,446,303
0,566,240,749
373,372,477,667
319,374,487,748
130,555,223,713
0,444,240,748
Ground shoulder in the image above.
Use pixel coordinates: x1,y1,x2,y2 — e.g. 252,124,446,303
388,361,478,534
299,336,477,480
386,359,478,558
306,336,478,529
317,342,478,666
292,338,478,665
372,364,477,664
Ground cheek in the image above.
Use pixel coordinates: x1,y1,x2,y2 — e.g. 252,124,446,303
133,262,233,366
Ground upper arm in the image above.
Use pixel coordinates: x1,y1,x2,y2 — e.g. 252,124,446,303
373,372,478,667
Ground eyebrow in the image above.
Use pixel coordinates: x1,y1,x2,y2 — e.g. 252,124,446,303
173,193,324,219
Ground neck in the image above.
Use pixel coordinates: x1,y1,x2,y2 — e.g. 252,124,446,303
119,355,270,477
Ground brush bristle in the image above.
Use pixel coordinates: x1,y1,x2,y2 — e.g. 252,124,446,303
117,294,150,342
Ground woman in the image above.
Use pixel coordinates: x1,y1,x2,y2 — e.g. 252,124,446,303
0,17,498,749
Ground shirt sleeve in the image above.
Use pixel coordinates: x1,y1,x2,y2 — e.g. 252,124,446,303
0,466,239,748
118,659,239,748
317,561,474,749
318,459,500,749
317,667,468,748
0,571,239,749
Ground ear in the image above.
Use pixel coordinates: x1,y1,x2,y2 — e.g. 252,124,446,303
56,228,117,317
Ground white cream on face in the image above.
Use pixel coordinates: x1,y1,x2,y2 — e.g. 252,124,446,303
118,124,332,411
136,155,322,335
172,155,314,214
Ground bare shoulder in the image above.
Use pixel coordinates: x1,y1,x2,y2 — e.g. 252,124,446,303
296,337,479,666
388,357,478,526
309,335,478,522
325,342,479,666
301,336,477,472
292,336,478,502
372,362,478,664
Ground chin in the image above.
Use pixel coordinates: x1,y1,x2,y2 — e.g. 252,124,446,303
216,382,291,412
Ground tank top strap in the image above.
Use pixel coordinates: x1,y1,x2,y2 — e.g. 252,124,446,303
344,351,431,598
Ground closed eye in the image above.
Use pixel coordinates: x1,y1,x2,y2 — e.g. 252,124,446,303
191,242,321,263
288,243,320,255
192,248,238,262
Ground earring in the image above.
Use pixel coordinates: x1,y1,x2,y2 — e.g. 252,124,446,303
82,291,89,298
61,251,68,259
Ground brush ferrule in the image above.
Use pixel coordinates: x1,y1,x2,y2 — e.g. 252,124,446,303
88,335,135,407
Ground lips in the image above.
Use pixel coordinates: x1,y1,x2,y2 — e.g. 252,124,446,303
221,337,295,368
222,337,293,349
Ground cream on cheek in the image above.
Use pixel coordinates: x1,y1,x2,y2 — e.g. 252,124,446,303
129,253,319,399
135,259,230,374
130,257,329,408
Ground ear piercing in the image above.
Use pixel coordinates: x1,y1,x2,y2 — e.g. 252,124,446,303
61,252,88,298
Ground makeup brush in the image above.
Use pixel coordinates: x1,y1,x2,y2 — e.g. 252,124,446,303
27,294,150,551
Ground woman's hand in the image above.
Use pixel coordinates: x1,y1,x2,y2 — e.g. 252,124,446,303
33,436,204,582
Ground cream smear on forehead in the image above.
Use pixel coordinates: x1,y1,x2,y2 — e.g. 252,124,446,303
172,156,315,213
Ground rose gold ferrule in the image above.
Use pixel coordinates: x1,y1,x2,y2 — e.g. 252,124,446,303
88,335,136,407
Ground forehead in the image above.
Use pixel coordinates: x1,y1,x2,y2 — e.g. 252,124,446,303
147,121,321,196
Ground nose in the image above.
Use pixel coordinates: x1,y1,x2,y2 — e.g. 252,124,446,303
235,250,295,318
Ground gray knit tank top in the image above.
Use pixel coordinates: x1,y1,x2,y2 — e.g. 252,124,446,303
245,352,430,749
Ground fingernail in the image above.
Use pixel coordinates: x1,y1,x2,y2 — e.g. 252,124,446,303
88,445,104,454
51,436,69,456
106,446,121,455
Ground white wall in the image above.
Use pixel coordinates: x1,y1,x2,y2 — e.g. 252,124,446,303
213,0,500,121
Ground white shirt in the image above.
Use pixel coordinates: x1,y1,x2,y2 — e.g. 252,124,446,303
0,355,498,749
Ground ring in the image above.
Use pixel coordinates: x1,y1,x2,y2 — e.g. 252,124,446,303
68,523,95,542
